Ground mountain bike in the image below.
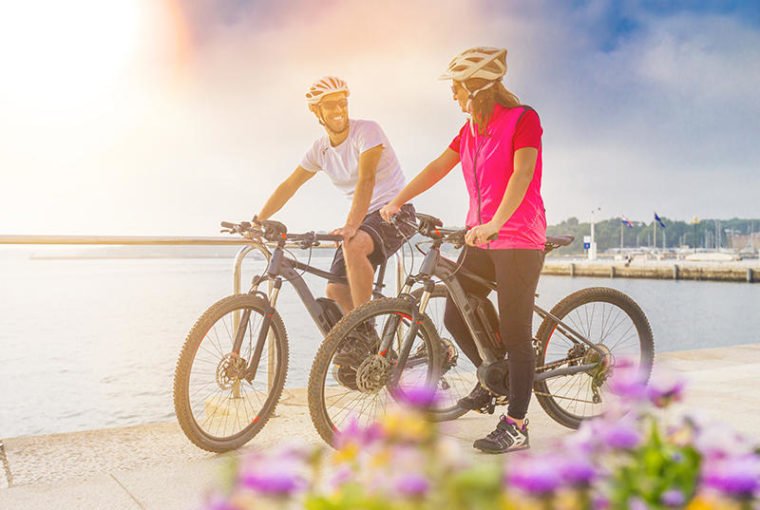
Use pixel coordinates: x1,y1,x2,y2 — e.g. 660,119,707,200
173,219,397,452
308,213,654,446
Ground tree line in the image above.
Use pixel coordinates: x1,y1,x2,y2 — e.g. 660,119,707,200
546,217,760,255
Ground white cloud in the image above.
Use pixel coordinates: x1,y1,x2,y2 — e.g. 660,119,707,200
1,1,758,237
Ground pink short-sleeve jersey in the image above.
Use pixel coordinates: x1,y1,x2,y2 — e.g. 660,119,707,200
449,104,546,250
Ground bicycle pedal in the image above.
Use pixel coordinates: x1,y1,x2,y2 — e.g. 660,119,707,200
476,398,497,415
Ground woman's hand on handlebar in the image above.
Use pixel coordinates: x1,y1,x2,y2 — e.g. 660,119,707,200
465,222,500,246
379,203,401,223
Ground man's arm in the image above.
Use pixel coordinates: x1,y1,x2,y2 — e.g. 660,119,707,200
256,166,315,221
336,144,383,239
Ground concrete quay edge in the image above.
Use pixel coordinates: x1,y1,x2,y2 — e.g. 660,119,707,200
542,258,760,282
1,343,759,510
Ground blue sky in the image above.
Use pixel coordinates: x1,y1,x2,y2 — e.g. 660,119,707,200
1,0,758,235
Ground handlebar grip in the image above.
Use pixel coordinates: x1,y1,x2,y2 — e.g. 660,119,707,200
316,234,343,242
220,221,236,229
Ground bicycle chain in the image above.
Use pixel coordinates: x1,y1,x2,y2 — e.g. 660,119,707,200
532,355,604,404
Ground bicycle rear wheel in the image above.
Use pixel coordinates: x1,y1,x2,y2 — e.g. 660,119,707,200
534,287,654,429
173,294,288,452
307,297,441,447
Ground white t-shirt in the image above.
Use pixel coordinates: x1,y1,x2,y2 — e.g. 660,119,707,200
300,119,406,214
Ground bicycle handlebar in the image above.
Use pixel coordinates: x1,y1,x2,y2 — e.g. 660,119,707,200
391,212,496,249
220,220,342,247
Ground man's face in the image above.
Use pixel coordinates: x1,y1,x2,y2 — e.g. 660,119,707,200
315,91,349,134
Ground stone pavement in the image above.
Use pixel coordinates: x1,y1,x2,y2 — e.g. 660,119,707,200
1,344,759,510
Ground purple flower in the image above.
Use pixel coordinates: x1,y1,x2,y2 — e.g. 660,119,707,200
238,456,306,496
646,373,686,408
334,417,385,450
599,419,642,450
702,454,760,497
507,455,563,495
394,473,430,496
694,424,750,460
661,489,685,507
329,465,353,491
627,496,649,510
557,454,596,486
399,384,439,409
199,493,237,510
608,359,648,402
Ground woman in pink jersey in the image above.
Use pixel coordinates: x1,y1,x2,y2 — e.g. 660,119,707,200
380,47,545,454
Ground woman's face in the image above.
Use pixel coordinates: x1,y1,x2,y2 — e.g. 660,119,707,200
451,81,469,113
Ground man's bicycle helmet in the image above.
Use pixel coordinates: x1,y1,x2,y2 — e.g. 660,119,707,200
305,76,350,105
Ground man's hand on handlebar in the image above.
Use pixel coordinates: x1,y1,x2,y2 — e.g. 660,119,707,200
379,203,401,223
241,214,263,240
330,224,358,245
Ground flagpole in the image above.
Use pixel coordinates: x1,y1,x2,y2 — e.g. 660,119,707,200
620,220,623,252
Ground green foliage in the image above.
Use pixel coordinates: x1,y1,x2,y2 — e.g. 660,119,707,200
546,216,760,255
606,419,701,509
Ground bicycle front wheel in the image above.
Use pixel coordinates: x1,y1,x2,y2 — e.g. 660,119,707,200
173,294,288,452
307,297,441,447
534,287,654,429
411,285,475,422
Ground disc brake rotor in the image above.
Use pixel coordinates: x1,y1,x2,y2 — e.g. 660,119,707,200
355,355,392,394
216,353,247,391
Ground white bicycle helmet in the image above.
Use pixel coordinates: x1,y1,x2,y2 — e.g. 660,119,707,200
305,76,350,105
439,47,507,82
440,47,508,135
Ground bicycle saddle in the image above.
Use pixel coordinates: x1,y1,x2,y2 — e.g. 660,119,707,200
546,235,574,247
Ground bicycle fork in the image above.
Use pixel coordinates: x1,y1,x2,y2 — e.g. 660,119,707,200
229,278,282,398
383,282,435,385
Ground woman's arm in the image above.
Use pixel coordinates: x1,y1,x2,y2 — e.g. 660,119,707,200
465,147,538,246
379,148,460,221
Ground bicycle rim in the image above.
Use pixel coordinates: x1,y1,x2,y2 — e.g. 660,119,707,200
174,295,287,451
535,287,654,428
310,298,439,444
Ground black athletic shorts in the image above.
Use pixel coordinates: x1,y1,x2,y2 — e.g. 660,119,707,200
329,203,416,284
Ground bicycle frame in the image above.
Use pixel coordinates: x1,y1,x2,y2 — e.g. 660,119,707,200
391,238,608,387
231,239,391,382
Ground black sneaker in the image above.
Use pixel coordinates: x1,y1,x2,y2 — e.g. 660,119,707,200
458,383,492,411
473,415,530,454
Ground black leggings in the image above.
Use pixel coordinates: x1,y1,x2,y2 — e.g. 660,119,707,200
443,246,544,420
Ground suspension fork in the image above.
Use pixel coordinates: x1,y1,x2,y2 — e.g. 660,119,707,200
389,281,435,383
244,278,282,382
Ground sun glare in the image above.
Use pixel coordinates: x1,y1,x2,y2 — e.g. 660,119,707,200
0,0,143,110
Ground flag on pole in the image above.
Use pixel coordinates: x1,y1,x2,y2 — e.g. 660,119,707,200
654,212,666,228
621,215,634,228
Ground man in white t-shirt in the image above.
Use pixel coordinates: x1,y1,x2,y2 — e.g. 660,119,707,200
254,76,416,314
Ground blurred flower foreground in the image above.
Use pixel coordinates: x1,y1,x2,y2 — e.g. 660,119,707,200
202,365,759,510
